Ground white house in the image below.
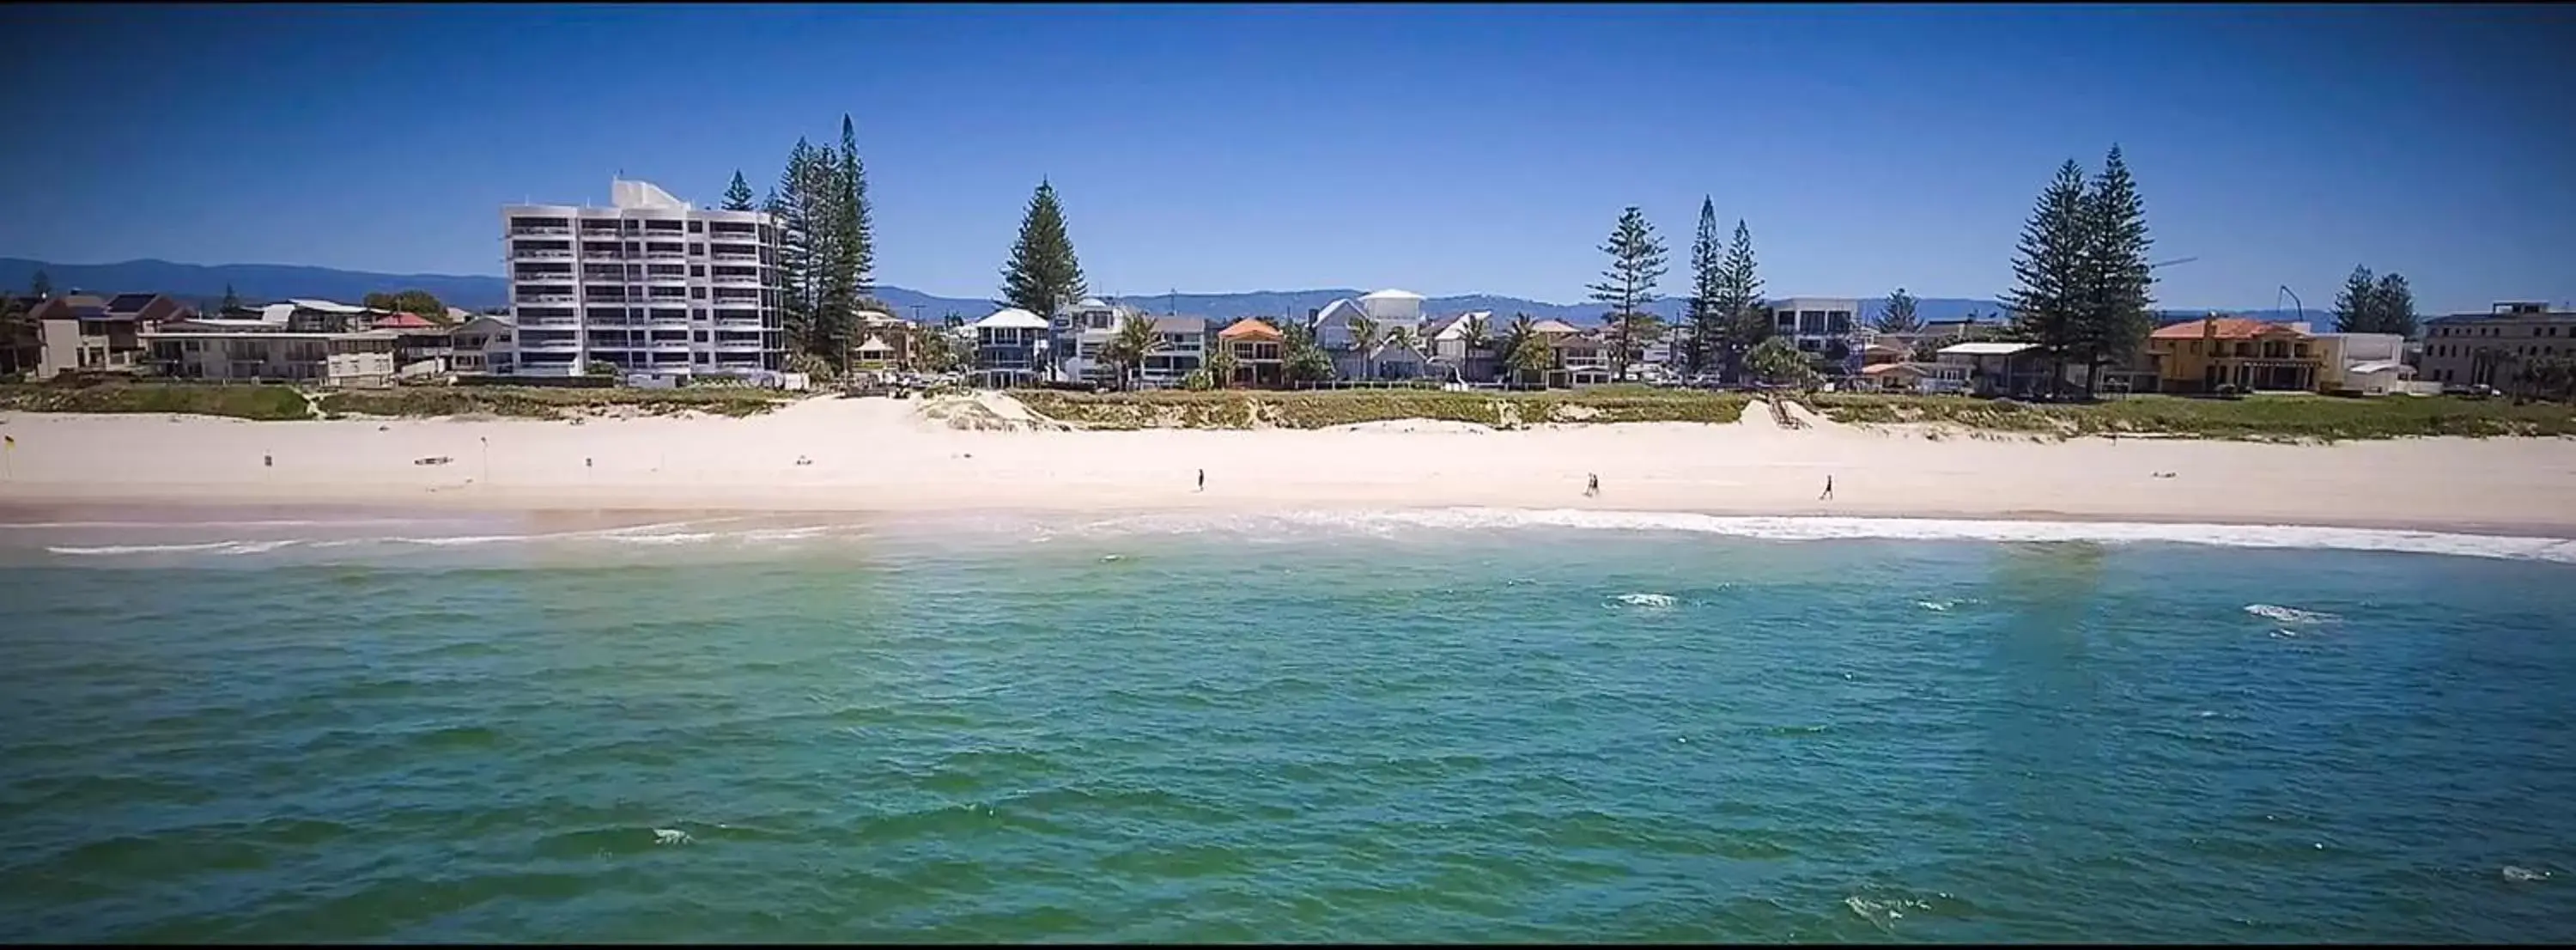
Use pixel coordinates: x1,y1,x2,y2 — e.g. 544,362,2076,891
2311,330,2414,395
1055,297,1145,383
1138,316,1209,387
969,308,1050,386
1309,289,1429,380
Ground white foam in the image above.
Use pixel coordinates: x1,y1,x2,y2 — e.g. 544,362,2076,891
2503,865,2550,882
1612,593,1677,608
1917,600,1955,612
653,828,691,846
47,539,306,557
999,508,2576,565
2246,604,2340,624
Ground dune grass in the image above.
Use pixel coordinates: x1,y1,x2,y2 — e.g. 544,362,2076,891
0,382,790,421
314,387,787,419
1009,387,1753,430
0,383,314,421
1806,393,2576,442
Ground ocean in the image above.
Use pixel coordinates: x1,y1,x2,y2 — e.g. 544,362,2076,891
3,508,2573,942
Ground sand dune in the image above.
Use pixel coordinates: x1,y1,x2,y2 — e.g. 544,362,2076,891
5,394,2576,534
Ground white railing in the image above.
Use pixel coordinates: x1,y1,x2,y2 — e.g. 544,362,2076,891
509,226,572,237
513,248,574,259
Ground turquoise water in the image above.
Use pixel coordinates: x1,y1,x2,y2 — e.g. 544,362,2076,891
4,509,2575,942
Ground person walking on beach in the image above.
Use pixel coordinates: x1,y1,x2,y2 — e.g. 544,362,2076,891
1196,468,1206,492
1586,472,1600,497
1820,474,1834,501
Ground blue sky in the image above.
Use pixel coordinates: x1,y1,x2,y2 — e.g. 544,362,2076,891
4,3,2570,312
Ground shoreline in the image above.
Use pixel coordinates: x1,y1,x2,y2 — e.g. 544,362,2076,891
9,398,2576,539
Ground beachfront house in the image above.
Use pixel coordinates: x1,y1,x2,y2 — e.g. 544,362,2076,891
1546,330,1615,389
1217,318,1285,388
1935,341,2048,397
449,315,515,375
1424,312,1500,383
1309,289,1426,380
1137,316,1209,388
846,310,917,374
1766,297,1862,375
1368,335,1432,381
1055,297,1144,384
146,318,398,387
27,295,149,380
969,308,1050,387
2310,330,2413,395
2144,315,2323,394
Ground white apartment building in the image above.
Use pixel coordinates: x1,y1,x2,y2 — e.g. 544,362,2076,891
501,179,786,379
1766,297,1862,370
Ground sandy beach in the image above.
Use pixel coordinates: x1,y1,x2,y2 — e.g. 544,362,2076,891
4,394,2576,535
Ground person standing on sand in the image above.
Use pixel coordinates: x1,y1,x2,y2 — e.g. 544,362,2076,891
1586,473,1600,497
1197,468,1206,492
1820,474,1834,501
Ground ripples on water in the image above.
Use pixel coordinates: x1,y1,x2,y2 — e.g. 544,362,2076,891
3,510,2574,941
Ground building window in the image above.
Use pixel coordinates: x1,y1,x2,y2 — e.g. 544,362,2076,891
687,221,703,234
689,243,705,257
690,265,705,277
690,287,707,300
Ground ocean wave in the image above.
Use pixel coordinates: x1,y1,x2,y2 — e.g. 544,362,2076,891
36,519,846,560
48,539,307,557
1015,508,2576,564
1610,593,1677,609
2246,604,2340,624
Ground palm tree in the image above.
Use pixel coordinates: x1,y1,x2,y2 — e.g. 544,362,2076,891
1382,326,1425,381
1206,345,1238,389
1346,314,1382,381
1460,314,1494,382
1747,336,1814,387
1499,314,1547,388
1103,313,1166,391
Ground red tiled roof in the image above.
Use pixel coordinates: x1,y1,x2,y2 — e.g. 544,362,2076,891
373,312,440,329
2149,317,2306,340
1217,319,1282,341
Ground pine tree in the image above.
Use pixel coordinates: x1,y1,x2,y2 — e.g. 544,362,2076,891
773,139,820,355
2001,159,2092,396
1686,197,1723,374
2370,272,2417,338
1876,287,1921,333
2075,145,2154,396
999,179,1086,376
721,170,755,211
220,283,242,314
839,114,876,298
2332,265,2379,333
1713,220,1766,381
30,270,51,299
1587,206,1668,376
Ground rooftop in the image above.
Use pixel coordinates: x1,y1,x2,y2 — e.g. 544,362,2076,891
2148,317,2309,340
971,308,1050,330
1217,319,1283,341
1940,341,2040,356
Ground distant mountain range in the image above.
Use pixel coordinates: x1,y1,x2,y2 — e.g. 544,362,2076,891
0,257,2326,328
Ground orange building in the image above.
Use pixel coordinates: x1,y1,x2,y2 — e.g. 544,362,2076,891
1216,319,1285,388
2145,316,2324,394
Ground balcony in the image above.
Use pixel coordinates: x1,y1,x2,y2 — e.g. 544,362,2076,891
707,229,759,243
518,338,581,352
714,339,766,352
518,315,580,328
509,225,572,237
642,250,688,261
709,250,760,262
515,295,578,307
711,274,762,286
513,247,574,259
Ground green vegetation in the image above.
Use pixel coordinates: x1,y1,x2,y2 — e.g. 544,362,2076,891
1807,393,2576,442
0,383,313,420
2334,265,2419,338
999,178,1086,377
1588,205,1668,376
0,383,790,421
315,387,787,419
1010,387,1753,430
361,289,448,320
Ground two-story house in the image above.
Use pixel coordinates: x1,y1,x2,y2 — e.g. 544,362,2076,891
969,308,1050,386
1765,296,1861,375
1216,318,1285,388
2145,315,2323,393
